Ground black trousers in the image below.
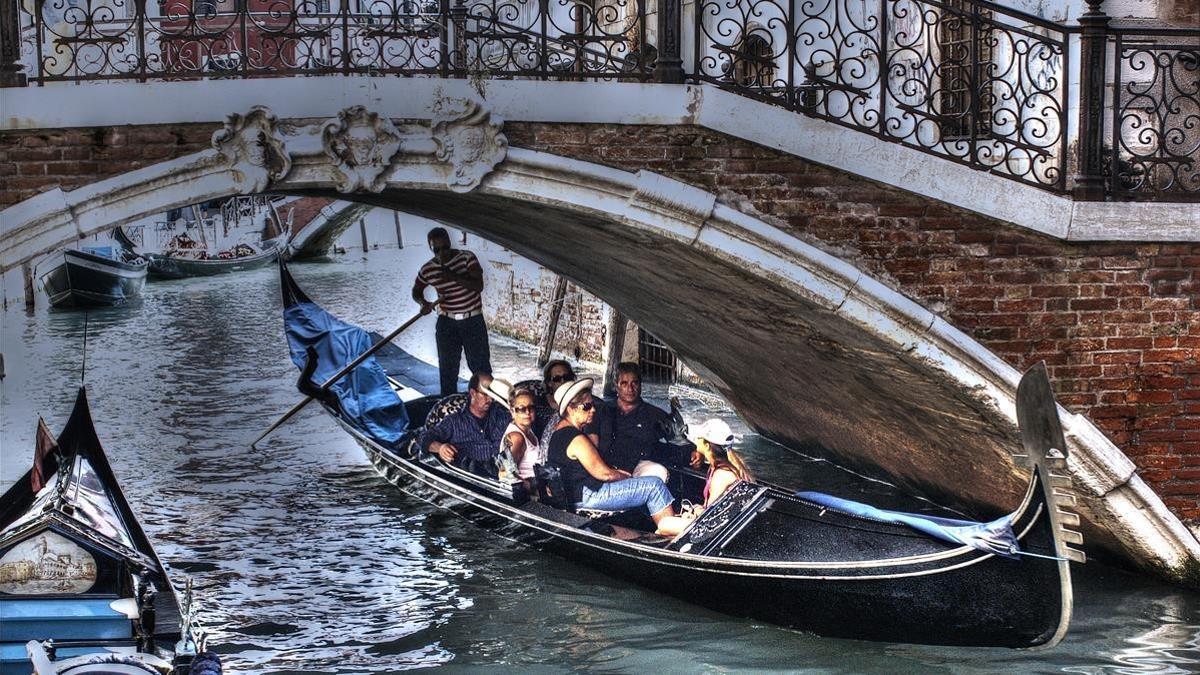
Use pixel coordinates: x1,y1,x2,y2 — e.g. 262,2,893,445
435,313,492,396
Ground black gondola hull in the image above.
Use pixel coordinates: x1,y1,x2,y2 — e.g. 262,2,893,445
339,413,1067,648
279,261,1074,649
40,250,148,308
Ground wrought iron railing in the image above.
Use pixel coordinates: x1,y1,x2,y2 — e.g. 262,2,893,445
1108,28,1200,200
691,0,1072,192
10,0,651,82
1,0,1197,202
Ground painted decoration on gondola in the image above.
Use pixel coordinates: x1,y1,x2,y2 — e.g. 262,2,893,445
0,531,97,594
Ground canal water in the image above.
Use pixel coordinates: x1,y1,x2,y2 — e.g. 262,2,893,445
2,250,1198,673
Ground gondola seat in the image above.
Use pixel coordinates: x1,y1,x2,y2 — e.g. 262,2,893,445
423,394,468,428
513,380,546,400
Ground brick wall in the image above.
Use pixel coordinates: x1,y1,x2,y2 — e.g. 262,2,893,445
476,246,611,364
3,121,1198,519
1,126,214,205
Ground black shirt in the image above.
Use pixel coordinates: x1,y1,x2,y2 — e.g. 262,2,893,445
547,426,603,504
596,400,693,472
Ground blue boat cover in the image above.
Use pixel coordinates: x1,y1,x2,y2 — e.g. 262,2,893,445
284,301,409,443
794,491,1020,558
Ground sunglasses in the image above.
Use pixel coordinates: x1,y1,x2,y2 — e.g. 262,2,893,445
571,401,595,412
549,373,575,384
512,405,534,414
431,244,450,253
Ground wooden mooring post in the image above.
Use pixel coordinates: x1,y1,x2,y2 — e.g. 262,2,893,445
393,211,404,248
601,309,629,398
359,218,369,252
22,261,35,310
537,276,569,369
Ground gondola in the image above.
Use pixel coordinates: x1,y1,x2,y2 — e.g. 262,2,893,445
39,247,148,308
143,237,284,280
277,262,1084,648
0,388,211,674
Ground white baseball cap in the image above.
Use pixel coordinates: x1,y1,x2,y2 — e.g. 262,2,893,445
687,418,735,446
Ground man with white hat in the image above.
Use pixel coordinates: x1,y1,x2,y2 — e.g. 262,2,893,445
419,374,513,478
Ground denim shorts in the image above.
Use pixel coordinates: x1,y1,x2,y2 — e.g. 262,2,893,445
579,476,673,516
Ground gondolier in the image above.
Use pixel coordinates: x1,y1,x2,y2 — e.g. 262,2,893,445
412,227,492,395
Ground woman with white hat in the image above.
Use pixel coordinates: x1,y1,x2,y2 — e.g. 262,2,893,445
547,378,693,535
688,418,755,511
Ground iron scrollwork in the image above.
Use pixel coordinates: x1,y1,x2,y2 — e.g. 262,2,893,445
16,0,651,83
692,0,1070,192
1110,32,1200,200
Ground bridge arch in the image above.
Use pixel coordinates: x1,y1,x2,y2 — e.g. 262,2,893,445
2,101,1195,581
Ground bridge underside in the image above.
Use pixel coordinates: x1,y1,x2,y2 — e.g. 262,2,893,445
348,187,1027,512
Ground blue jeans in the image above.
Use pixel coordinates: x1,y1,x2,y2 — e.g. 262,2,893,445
579,477,673,516
436,313,492,396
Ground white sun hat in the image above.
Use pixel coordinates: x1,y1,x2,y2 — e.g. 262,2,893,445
553,378,594,416
480,377,514,410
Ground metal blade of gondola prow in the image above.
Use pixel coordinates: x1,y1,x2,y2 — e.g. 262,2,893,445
1014,361,1084,649
1015,361,1085,564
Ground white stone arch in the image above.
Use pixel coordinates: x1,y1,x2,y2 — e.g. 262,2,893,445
1,99,1197,583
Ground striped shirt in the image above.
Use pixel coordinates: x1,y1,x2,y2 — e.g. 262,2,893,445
416,250,483,314
419,404,512,461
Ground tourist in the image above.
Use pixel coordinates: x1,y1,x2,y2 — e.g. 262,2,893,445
420,374,511,478
501,387,544,485
537,359,600,451
688,418,754,510
548,379,693,536
536,359,577,443
411,227,492,396
595,363,700,483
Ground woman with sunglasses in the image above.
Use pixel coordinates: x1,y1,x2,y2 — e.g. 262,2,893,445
503,388,543,486
548,379,693,535
536,359,578,447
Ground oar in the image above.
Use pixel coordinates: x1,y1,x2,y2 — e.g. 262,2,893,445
251,304,435,448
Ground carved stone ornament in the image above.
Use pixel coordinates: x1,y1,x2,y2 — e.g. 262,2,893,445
211,106,292,193
430,95,508,193
321,106,404,194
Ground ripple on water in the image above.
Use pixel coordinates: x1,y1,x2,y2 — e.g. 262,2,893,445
3,253,1199,672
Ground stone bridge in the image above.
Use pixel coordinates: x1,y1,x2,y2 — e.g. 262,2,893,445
1,0,1199,584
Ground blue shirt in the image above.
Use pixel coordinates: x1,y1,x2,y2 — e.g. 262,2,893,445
419,405,512,461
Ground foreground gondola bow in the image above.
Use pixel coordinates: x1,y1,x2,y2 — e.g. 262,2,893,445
278,262,1084,648
0,388,213,674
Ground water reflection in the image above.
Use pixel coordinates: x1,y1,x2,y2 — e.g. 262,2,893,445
2,251,1199,672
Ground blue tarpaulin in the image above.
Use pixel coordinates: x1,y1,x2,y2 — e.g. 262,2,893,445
82,246,116,259
284,301,409,444
794,491,1020,558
